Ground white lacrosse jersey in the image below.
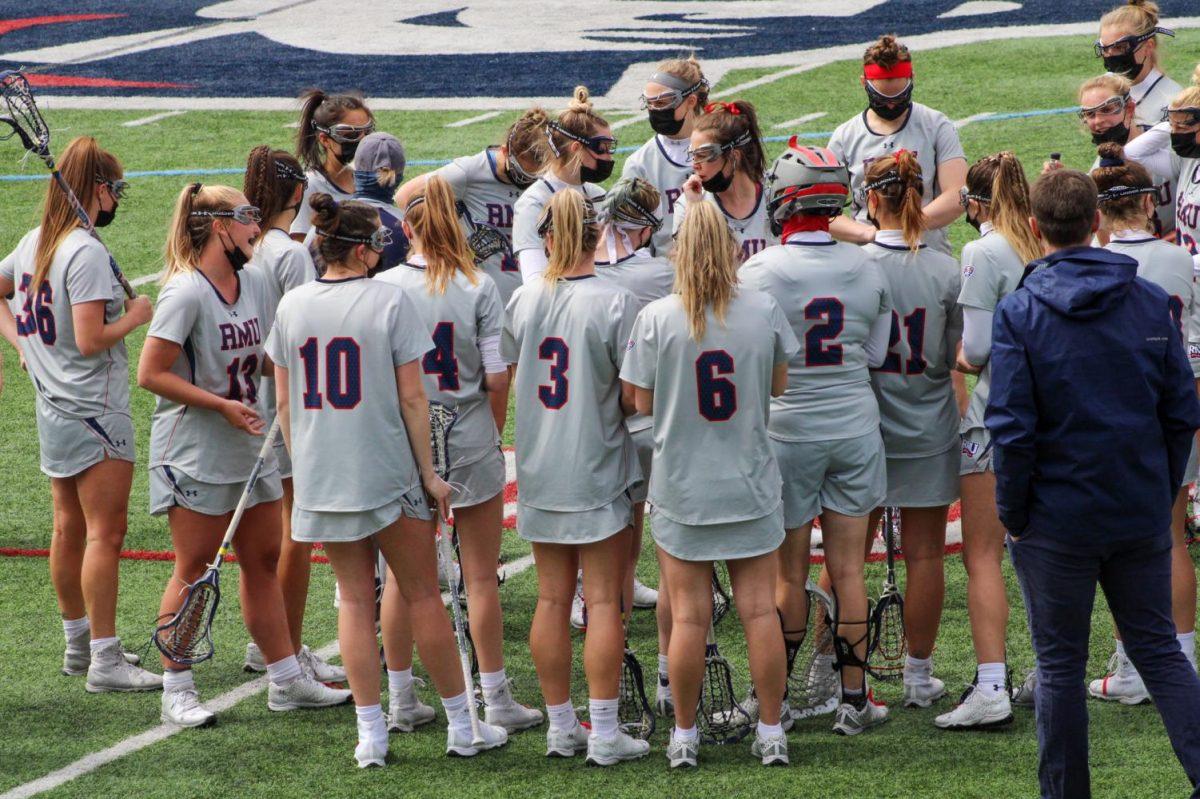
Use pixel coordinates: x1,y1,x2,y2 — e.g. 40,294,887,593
1132,70,1183,131
290,168,353,238
375,261,505,463
148,267,276,483
621,289,798,525
0,227,130,419
264,276,430,511
827,103,966,255
672,184,778,263
621,134,693,257
956,226,1027,432
740,239,891,442
501,275,640,511
863,237,963,458
1178,158,1200,259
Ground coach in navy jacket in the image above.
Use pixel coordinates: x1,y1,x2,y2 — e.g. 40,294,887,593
985,169,1200,799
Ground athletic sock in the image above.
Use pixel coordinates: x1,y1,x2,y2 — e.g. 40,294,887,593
977,662,1006,696
1115,639,1128,661
589,697,619,740
480,669,508,702
757,720,783,738
62,616,89,643
672,724,698,743
387,667,414,697
547,700,577,733
1178,632,1197,671
904,655,932,686
88,636,118,655
266,654,303,687
163,668,195,693
442,690,473,734
355,703,384,735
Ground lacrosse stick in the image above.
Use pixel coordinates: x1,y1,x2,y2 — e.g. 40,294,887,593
786,580,841,719
0,70,135,298
711,564,731,628
429,401,483,745
618,644,656,740
153,417,280,664
698,618,753,745
868,506,907,680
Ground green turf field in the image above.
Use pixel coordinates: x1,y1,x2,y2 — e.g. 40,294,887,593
2,31,1199,799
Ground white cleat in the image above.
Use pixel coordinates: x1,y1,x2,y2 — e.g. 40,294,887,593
742,690,794,733
446,720,509,757
632,578,659,609
161,688,216,728
832,690,890,736
750,732,790,766
388,680,436,733
356,715,389,768
1011,669,1038,708
666,734,699,768
484,681,544,732
85,640,162,693
584,730,651,766
570,585,586,630
902,676,947,708
63,636,141,677
268,674,352,711
244,642,267,673
934,684,1014,730
298,645,346,683
655,685,674,718
1089,652,1150,705
546,721,590,758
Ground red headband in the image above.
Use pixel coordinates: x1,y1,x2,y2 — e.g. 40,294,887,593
864,61,914,80
704,101,741,116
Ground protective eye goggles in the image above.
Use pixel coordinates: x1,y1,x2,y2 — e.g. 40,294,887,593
275,161,308,187
608,196,663,232
639,77,708,111
865,79,914,103
958,186,991,209
687,131,752,165
1078,95,1128,122
536,199,601,237
1093,27,1173,58
96,177,128,199
857,171,902,201
190,204,262,225
1165,107,1200,130
546,122,617,156
314,121,376,144
326,226,393,252
505,130,539,186
1097,184,1157,203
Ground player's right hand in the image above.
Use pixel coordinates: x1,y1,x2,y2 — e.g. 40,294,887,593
124,296,153,327
1040,159,1064,176
423,474,453,523
682,173,704,203
219,399,264,434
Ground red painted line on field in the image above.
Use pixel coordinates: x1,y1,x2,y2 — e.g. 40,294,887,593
0,13,125,36
26,74,194,90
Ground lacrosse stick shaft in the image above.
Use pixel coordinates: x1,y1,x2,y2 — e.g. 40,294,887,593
883,507,898,581
207,417,280,571
437,521,483,744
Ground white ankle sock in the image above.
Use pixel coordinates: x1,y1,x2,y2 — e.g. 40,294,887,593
757,720,783,738
355,703,384,728
163,669,195,693
1178,632,1196,669
62,616,89,642
267,654,303,687
387,667,414,696
977,662,1006,696
547,700,577,733
441,690,473,733
904,655,932,685
589,697,619,740
89,636,118,654
672,724,698,743
480,669,507,699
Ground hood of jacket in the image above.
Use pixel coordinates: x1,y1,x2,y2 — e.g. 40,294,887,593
1021,246,1140,320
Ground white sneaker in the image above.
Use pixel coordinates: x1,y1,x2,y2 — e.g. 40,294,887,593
85,640,162,693
790,653,840,720
484,681,544,732
388,679,436,733
632,578,658,609
1012,669,1037,708
934,684,1013,730
546,721,590,758
63,635,141,676
267,674,352,711
902,676,947,708
832,691,890,736
750,732,789,766
570,585,586,630
1089,652,1150,705
584,730,651,766
161,688,216,728
666,734,699,768
243,642,267,673
298,645,346,683
446,719,509,757
742,690,794,733
356,716,388,768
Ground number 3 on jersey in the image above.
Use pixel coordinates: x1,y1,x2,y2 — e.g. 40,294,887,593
696,350,737,421
538,337,569,409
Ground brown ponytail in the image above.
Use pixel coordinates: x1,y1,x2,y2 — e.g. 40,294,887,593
965,152,1042,264
863,34,912,70
243,145,305,229
693,100,765,183
309,193,380,267
864,150,925,251
1091,142,1156,232
405,175,477,294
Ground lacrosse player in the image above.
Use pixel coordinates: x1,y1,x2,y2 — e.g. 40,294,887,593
292,89,375,239
1095,0,1181,130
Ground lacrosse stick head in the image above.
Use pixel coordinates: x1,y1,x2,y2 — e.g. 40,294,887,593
787,585,840,716
467,221,514,265
153,572,221,666
698,648,753,745
427,401,459,480
0,71,52,160
618,648,656,740
711,565,731,627
868,590,906,680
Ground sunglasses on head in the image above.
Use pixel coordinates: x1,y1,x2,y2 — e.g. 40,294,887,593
96,176,128,200
958,186,990,209
1078,95,1128,122
1093,27,1173,58
190,204,263,225
547,122,617,156
314,121,376,143
327,226,393,253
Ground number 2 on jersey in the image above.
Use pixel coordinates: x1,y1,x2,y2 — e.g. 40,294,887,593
537,337,569,409
696,350,737,421
805,297,843,366
299,337,363,410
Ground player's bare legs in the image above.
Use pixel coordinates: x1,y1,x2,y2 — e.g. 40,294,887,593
275,478,312,652
959,472,1008,665
48,476,88,624
456,492,505,673
728,552,785,726
529,541,579,706
658,550,712,731
73,458,134,640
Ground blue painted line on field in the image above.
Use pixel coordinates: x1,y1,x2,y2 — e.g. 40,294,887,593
0,106,1082,183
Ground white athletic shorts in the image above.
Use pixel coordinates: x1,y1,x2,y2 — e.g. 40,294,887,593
884,448,961,507
292,485,432,544
773,430,887,528
150,465,283,517
36,404,134,478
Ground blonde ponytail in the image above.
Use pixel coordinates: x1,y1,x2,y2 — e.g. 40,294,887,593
162,183,243,284
672,201,739,341
405,175,477,294
540,189,600,288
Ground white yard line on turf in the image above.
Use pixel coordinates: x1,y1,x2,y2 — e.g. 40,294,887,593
121,110,186,128
954,112,994,129
130,271,163,288
1,552,536,799
445,110,503,128
773,112,827,130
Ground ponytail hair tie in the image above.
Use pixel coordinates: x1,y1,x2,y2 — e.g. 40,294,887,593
1098,156,1125,168
704,101,740,116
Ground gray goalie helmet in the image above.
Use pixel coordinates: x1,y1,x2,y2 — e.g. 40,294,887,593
765,138,851,235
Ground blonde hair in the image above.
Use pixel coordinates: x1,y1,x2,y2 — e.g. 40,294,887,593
671,201,739,341
32,136,121,292
540,189,601,288
654,53,709,109
1078,73,1132,103
1172,65,1200,109
1100,1,1164,69
163,183,245,284
405,175,477,294
532,86,610,177
965,152,1043,264
864,150,925,252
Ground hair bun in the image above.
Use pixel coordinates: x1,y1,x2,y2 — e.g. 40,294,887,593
568,86,593,114
309,192,340,234
1096,141,1127,163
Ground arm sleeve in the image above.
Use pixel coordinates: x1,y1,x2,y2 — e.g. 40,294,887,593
146,280,199,346
618,309,657,390
478,334,504,374
1159,307,1200,491
961,307,994,366
65,244,116,305
1123,122,1176,178
983,301,1036,533
518,248,548,284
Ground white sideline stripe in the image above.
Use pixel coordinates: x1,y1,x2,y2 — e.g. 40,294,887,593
1,554,537,799
954,112,994,129
445,111,502,128
130,271,163,288
121,110,186,128
283,121,300,129
773,112,827,130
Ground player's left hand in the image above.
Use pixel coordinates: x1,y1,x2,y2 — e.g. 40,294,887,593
682,174,704,203
956,346,982,375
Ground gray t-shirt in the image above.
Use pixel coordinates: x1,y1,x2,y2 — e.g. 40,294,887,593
501,275,640,511
827,103,967,255
511,177,607,257
621,134,693,257
148,267,276,483
375,262,505,463
740,240,892,442
863,240,963,458
672,184,778,263
1106,235,1197,375
620,289,798,524
264,276,430,511
0,227,130,419
290,168,353,238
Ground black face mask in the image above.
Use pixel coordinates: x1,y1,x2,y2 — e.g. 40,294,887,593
866,81,913,121
701,159,735,194
648,107,685,136
965,209,982,233
334,140,359,166
221,231,251,272
865,201,881,230
1171,131,1200,159
1102,52,1140,79
95,201,117,228
580,157,614,184
1091,121,1130,146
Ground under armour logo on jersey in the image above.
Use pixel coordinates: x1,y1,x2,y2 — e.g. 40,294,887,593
229,310,239,318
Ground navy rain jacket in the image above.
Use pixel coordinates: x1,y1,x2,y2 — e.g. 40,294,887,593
985,246,1200,547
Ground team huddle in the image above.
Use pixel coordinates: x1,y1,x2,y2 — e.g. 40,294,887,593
5,0,1200,780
